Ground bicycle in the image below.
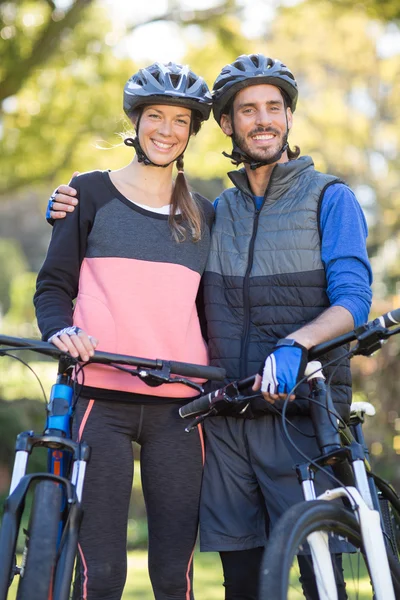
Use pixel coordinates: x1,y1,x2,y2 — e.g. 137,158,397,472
179,308,400,599
0,335,225,600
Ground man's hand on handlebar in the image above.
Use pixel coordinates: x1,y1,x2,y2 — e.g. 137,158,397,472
48,327,98,363
47,172,80,221
253,339,308,404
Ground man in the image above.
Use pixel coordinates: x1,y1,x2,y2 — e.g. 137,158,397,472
197,54,371,599
47,54,372,599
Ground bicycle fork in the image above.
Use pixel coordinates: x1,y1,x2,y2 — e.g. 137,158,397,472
294,362,396,600
0,365,90,600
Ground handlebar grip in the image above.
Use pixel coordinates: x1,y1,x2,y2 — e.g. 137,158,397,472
169,361,225,381
179,393,214,418
376,308,400,328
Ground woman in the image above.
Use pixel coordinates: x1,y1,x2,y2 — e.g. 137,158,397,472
34,62,214,600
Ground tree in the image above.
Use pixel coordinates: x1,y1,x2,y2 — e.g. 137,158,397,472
0,0,95,103
0,0,239,104
0,239,27,315
3,271,38,330
0,1,132,195
318,0,400,22
0,0,242,196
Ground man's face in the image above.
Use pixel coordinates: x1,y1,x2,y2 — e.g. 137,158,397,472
221,84,292,164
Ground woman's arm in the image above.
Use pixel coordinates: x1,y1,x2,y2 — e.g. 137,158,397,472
34,176,92,341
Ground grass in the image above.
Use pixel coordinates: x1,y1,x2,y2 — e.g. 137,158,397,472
8,550,224,599
287,553,372,599
7,549,374,599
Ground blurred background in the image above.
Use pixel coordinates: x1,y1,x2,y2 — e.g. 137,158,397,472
1,0,400,591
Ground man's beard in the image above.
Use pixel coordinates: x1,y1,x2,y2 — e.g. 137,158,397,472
235,126,288,165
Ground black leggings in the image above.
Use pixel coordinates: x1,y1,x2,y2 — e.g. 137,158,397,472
72,397,204,600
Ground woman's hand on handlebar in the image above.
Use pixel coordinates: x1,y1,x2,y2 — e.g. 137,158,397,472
49,327,98,362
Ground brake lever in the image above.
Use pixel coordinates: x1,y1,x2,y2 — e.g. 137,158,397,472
352,323,393,357
136,370,204,393
109,363,204,392
163,376,204,393
184,408,218,432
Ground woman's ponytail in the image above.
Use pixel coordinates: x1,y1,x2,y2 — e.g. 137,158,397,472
169,115,204,242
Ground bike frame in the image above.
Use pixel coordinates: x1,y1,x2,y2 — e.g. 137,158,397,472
0,336,225,600
295,363,396,600
179,308,400,599
0,356,88,600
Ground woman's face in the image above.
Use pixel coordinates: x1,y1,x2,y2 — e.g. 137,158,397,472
137,104,192,166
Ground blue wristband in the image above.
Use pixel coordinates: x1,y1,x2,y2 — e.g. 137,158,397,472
46,192,57,225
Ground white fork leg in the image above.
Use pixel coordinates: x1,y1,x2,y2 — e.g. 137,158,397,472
307,532,339,600
9,451,29,494
71,460,87,503
319,486,396,600
302,480,338,599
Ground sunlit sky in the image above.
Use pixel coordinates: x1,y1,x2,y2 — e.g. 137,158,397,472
99,0,400,65
101,0,277,64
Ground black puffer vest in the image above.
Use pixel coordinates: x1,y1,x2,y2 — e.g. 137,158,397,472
203,156,352,420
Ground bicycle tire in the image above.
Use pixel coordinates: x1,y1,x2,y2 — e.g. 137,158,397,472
372,473,400,560
260,499,400,599
16,480,62,600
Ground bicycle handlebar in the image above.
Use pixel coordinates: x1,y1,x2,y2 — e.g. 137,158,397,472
179,307,400,420
308,307,400,360
0,335,226,382
179,392,216,418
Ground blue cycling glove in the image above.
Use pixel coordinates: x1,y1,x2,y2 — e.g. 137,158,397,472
46,191,58,225
259,339,308,395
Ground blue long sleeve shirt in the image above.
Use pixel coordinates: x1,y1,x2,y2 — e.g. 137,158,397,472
215,182,372,328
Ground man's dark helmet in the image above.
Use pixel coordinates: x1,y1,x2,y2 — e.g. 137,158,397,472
212,54,298,124
124,62,212,121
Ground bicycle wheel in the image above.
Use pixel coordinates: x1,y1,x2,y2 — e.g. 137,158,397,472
372,473,400,561
16,480,62,600
260,499,400,599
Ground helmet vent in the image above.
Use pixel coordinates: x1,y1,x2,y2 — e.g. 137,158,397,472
188,74,197,87
123,62,212,120
233,60,245,72
170,73,180,88
152,71,162,84
250,55,259,67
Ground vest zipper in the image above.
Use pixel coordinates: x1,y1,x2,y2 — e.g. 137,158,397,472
239,183,271,378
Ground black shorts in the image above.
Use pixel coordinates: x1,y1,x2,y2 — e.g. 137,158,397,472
199,413,341,552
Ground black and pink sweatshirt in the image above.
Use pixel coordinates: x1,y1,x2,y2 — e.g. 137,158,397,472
34,170,214,400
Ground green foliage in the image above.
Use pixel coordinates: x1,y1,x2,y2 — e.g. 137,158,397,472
0,1,136,194
0,238,27,315
4,271,37,327
0,0,96,102
0,397,46,472
0,0,244,196
0,358,55,401
320,0,400,22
